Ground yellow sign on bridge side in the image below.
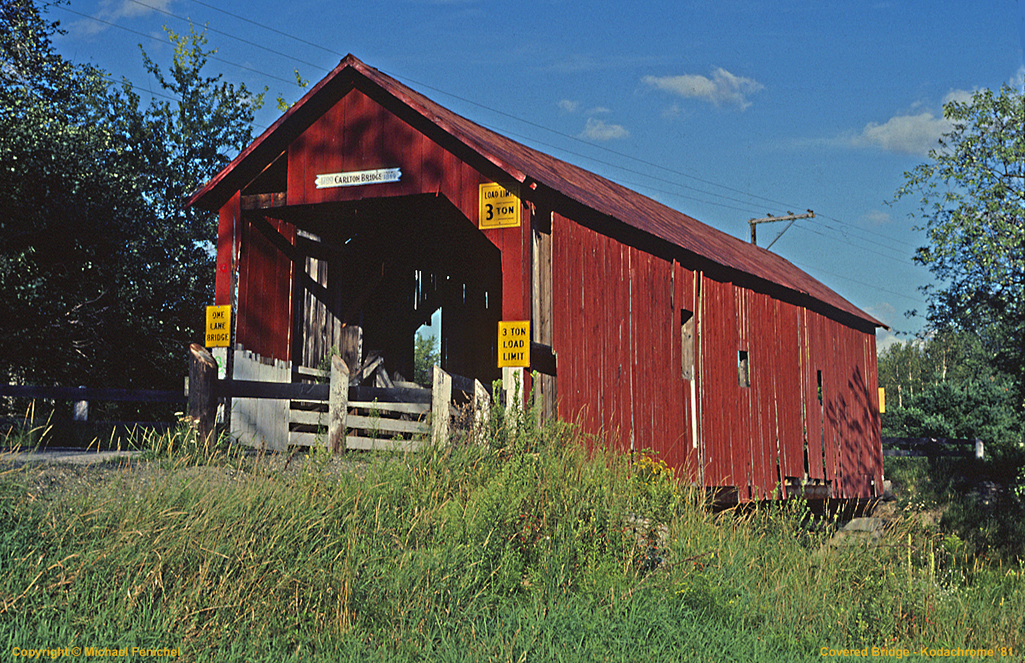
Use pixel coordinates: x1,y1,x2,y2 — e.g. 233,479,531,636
498,320,530,368
205,305,232,348
479,182,521,229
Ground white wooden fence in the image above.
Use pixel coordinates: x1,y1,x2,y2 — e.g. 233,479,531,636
226,347,489,453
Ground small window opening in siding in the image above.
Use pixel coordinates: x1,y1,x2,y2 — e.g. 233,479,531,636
738,350,750,388
680,309,695,381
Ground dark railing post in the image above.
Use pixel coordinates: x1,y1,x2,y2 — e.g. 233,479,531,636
188,343,218,446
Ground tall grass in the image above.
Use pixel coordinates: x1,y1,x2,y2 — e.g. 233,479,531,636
1,409,1023,661
0,403,52,451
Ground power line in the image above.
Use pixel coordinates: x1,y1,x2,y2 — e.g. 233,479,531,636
117,0,329,71
56,6,300,89
472,121,774,214
791,223,913,266
182,0,345,58
818,212,920,250
391,72,806,211
52,0,933,313
788,259,929,306
65,0,925,260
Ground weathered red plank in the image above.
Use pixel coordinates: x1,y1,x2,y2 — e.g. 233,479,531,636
777,299,804,485
216,193,240,306
748,290,771,499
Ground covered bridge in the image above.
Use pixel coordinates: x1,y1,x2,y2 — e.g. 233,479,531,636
187,55,885,502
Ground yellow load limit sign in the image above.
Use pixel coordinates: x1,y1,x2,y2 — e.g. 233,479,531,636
498,320,529,368
479,182,520,229
205,305,232,348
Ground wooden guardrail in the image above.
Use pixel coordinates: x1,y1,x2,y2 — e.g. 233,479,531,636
187,344,489,453
0,383,185,442
881,437,984,460
0,385,185,403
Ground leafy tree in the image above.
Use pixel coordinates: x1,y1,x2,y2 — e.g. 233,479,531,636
275,68,309,112
139,25,264,235
1,0,147,386
882,376,1021,447
414,332,440,387
877,339,928,409
878,328,999,409
880,330,1021,445
0,1,262,403
889,86,1025,560
894,85,1024,399
880,331,1025,562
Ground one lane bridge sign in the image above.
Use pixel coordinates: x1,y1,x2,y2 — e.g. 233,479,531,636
205,305,232,348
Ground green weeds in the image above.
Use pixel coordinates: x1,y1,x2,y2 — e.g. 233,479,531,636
0,408,1022,660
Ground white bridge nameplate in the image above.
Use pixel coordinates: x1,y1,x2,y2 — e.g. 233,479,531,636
315,168,402,189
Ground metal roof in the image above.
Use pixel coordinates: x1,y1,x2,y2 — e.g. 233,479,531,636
187,55,884,329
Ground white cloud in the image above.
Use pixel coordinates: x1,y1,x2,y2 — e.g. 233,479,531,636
559,100,613,116
851,112,951,156
866,301,896,320
1013,66,1025,92
71,0,177,36
642,68,764,110
942,88,974,105
842,88,978,156
875,328,902,353
579,118,630,141
109,0,176,19
862,210,891,226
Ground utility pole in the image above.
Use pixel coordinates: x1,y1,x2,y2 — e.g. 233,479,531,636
748,210,815,247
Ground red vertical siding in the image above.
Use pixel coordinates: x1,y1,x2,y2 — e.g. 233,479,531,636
676,264,701,481
745,291,769,499
552,238,881,501
552,216,693,465
216,193,240,307
235,217,295,361
774,298,806,488
796,309,883,498
699,276,738,488
233,83,884,501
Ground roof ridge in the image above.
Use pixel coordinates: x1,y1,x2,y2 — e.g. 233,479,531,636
187,56,883,329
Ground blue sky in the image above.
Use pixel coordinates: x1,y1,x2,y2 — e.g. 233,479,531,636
51,0,1025,350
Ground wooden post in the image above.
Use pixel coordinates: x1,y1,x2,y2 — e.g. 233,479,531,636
502,367,523,410
472,378,491,444
188,343,218,447
502,367,525,436
328,354,350,453
431,365,451,445
72,387,88,422
339,325,363,380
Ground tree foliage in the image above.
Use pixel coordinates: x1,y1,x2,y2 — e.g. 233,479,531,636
895,85,1024,394
879,330,1025,562
139,26,264,233
0,0,261,397
886,86,1025,563
414,332,440,387
878,328,994,409
1,0,144,386
879,330,1022,450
